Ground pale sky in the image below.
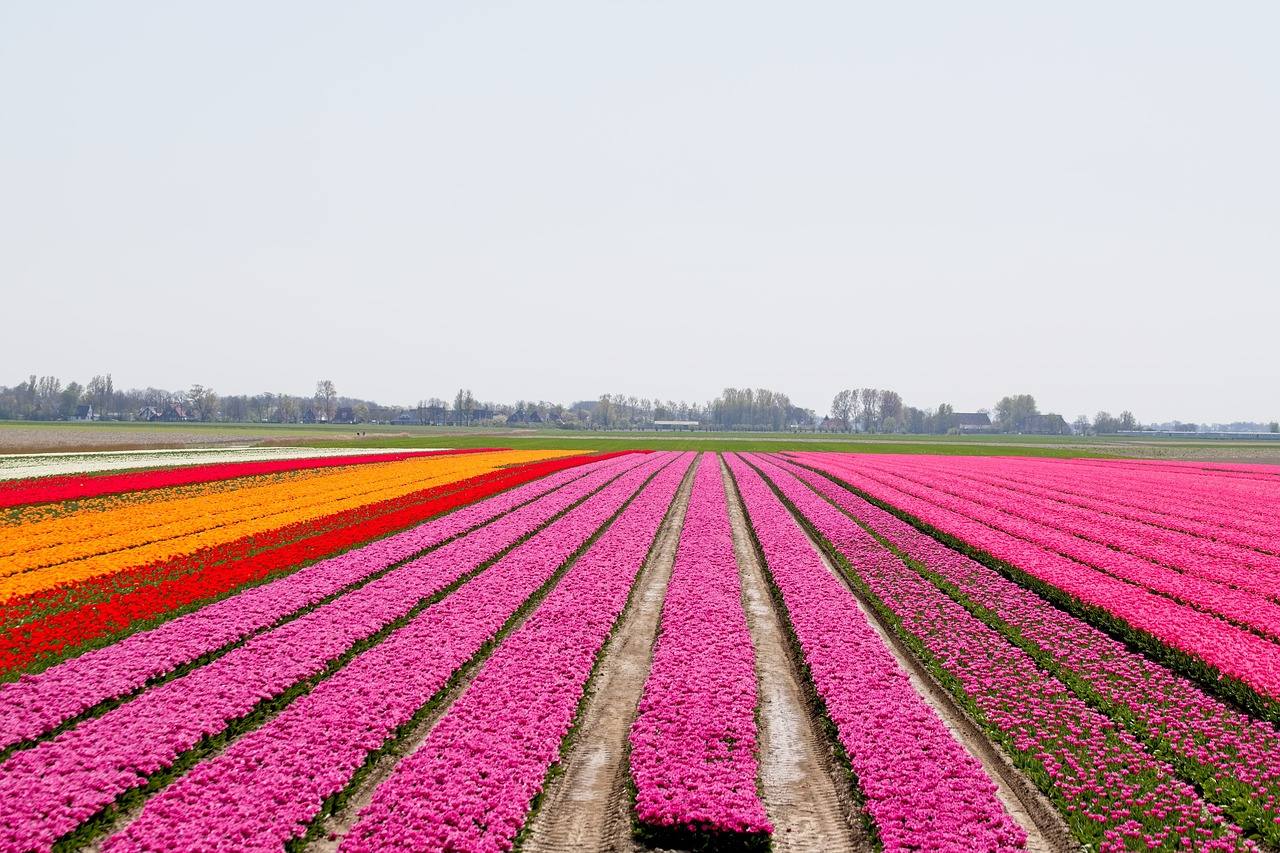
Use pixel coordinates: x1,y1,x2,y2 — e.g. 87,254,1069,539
2,2,1277,422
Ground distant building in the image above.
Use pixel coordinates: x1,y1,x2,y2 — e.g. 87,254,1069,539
393,411,419,425
302,408,327,424
653,420,700,431
1024,413,1070,435
136,406,162,422
73,404,94,421
953,412,992,433
508,409,544,425
161,404,194,422
333,406,356,424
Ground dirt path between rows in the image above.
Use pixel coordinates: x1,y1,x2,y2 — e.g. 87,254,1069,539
520,459,697,853
721,458,869,853
781,493,1077,853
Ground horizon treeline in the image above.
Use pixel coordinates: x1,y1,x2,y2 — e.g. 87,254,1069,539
0,374,1275,436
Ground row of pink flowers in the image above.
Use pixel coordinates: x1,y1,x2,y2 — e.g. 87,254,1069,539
100,452,678,853
753,454,1254,853
725,454,1024,852
0,454,664,852
1034,456,1280,529
814,459,1280,639
338,452,695,852
628,454,772,840
789,457,1280,846
900,455,1280,554
0,454,642,751
858,457,1280,600
792,453,1280,702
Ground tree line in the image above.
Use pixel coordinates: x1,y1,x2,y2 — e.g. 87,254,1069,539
3,372,1271,435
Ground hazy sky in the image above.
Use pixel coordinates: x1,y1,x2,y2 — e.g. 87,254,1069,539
2,2,1277,422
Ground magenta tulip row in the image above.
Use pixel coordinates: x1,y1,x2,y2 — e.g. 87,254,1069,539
0,453,664,853
899,455,1280,555
98,452,678,853
752,455,1254,853
725,455,1024,852
815,459,1280,639
629,454,771,840
792,453,1280,704
860,458,1280,601
0,454,642,752
790,456,1280,844
338,452,695,853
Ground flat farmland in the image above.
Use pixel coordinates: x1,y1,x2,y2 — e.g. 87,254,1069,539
0,447,1277,852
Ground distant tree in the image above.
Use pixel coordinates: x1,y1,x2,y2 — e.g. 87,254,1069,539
1271,421,1279,434
933,403,955,434
1118,410,1138,431
59,382,84,419
1093,411,1121,434
86,374,113,414
187,384,219,421
831,390,855,432
315,380,337,421
994,394,1038,433
857,388,880,433
879,390,904,432
903,406,926,434
1072,414,1091,435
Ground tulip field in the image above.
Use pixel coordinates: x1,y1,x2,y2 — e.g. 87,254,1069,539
1,447,1278,852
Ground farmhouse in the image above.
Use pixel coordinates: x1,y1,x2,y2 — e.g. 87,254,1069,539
72,404,94,421
953,412,992,433
161,404,193,422
136,406,162,422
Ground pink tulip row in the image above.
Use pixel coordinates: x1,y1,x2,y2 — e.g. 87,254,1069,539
856,457,1280,601
725,455,1025,852
792,453,1280,704
905,456,1280,553
0,453,665,853
629,454,771,842
337,452,696,853
776,455,1280,846
98,452,678,853
814,459,1280,639
0,453,642,752
752,455,1255,853
1017,456,1280,531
